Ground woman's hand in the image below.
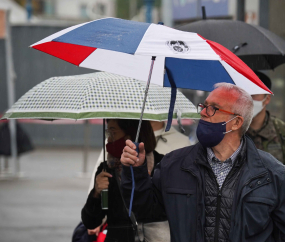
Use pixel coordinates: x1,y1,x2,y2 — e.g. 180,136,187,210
93,171,112,198
87,225,101,236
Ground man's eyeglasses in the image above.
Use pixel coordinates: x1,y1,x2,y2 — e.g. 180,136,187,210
197,103,240,117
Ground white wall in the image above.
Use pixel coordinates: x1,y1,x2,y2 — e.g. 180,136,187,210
56,0,80,19
55,0,116,20
228,0,237,19
245,0,259,25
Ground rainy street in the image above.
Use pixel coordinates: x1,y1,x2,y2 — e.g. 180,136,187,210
0,148,100,242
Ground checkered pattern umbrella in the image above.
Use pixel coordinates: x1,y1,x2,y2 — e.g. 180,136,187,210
2,72,198,121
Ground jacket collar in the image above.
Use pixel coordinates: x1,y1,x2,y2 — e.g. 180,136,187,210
180,142,206,173
244,135,267,177
180,136,267,178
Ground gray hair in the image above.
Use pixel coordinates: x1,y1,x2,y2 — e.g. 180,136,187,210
214,83,253,135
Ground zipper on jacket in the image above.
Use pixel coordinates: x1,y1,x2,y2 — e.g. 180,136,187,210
208,163,237,242
181,167,199,241
207,167,222,242
214,189,222,242
198,163,222,242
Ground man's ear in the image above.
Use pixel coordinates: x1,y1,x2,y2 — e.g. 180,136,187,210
264,94,271,106
232,116,244,131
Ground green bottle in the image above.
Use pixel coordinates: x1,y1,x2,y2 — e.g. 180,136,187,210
101,189,108,210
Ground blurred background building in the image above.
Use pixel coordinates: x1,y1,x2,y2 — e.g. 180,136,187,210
0,0,285,148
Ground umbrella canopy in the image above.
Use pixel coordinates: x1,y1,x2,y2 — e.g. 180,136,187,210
176,19,285,70
31,17,271,95
1,72,199,121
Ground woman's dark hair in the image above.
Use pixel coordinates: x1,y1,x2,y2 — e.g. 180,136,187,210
107,119,156,153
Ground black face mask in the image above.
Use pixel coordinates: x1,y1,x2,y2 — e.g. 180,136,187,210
196,116,237,148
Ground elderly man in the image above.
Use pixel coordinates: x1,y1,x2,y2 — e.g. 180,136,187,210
121,83,285,242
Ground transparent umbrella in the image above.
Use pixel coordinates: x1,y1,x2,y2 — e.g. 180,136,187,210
2,72,198,121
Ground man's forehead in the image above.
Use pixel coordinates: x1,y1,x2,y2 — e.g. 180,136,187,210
205,88,237,108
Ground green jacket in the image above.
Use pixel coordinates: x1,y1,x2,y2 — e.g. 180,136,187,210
246,111,285,164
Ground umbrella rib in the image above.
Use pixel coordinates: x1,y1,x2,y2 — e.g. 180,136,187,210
264,55,274,70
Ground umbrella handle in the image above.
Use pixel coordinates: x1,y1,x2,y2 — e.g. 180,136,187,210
128,142,139,217
133,142,140,155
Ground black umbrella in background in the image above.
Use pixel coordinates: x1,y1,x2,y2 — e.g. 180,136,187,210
176,18,285,70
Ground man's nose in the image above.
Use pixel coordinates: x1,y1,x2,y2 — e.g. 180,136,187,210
200,107,208,119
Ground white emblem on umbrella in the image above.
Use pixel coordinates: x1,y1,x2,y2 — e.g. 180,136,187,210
166,40,190,53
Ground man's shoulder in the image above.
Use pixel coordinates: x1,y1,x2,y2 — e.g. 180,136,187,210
257,149,285,175
160,143,199,167
165,143,197,157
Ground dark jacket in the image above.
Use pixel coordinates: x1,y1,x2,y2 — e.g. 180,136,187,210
202,142,246,242
72,222,97,242
81,151,166,242
121,136,285,242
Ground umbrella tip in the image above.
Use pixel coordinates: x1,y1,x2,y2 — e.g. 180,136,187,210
158,22,164,25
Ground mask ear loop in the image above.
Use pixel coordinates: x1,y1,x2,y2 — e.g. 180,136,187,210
224,130,233,134
261,95,268,109
262,95,268,102
222,115,238,125
222,115,238,134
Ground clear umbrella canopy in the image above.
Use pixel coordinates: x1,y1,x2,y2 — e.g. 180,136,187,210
2,72,199,121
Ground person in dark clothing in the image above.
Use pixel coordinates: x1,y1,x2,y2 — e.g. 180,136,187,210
81,119,167,242
121,83,285,242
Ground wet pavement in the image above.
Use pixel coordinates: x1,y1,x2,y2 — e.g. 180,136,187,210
0,147,100,242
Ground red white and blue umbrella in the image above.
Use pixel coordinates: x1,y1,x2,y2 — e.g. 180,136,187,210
30,18,273,216
31,17,271,95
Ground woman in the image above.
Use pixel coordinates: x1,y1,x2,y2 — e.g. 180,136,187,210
81,119,166,242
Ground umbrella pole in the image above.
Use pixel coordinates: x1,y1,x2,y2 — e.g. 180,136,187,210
135,56,156,143
129,56,156,217
103,119,106,169
82,120,90,175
